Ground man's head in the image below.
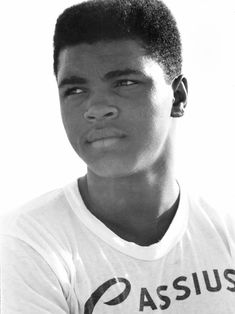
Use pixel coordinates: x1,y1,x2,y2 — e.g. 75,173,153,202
53,0,182,84
54,0,188,178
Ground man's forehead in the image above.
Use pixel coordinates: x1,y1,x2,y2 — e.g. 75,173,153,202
58,40,148,72
57,40,165,84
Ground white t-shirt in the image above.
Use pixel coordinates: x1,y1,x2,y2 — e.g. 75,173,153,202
1,180,235,313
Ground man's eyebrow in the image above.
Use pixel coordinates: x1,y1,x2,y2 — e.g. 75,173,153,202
58,69,144,88
104,68,144,80
58,76,88,88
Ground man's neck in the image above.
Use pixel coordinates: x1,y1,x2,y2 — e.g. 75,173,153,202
78,163,179,246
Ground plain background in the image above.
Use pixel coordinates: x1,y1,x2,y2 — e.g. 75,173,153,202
0,0,235,215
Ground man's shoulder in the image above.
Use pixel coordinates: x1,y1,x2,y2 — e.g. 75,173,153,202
0,183,74,238
185,184,235,255
189,187,234,225
0,182,81,286
182,180,234,222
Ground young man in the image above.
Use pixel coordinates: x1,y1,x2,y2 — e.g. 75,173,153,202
1,0,235,313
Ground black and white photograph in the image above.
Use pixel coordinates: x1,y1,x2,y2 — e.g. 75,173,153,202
0,0,235,313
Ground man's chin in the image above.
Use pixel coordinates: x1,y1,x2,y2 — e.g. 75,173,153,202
87,159,135,179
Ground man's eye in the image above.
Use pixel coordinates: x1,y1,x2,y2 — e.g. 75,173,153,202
64,87,84,97
116,80,138,87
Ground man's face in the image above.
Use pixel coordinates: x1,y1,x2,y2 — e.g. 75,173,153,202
57,40,175,177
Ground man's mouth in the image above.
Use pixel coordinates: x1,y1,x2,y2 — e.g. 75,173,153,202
89,137,123,148
86,128,126,143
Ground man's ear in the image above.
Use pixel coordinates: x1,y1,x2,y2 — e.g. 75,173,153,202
171,75,188,118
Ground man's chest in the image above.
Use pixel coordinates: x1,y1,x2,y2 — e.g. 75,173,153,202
71,240,235,313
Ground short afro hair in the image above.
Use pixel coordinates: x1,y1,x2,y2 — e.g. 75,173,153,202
53,0,182,83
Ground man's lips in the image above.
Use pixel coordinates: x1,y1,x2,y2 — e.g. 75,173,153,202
86,128,126,143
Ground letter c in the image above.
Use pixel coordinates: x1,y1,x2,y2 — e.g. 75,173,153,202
84,277,131,313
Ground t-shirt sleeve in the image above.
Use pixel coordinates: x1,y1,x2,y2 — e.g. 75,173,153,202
1,235,70,314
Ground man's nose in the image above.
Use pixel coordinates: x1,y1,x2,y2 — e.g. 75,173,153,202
84,103,119,122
